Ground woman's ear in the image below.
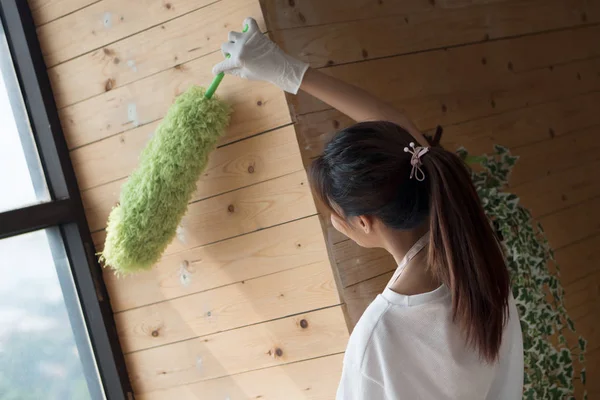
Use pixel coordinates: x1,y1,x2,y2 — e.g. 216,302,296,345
357,215,373,234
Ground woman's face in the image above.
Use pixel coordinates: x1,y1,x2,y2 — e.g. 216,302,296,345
330,211,382,248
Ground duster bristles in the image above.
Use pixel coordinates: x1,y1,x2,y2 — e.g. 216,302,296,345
100,86,230,274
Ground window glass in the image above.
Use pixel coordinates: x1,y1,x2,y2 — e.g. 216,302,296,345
0,229,104,400
0,19,50,213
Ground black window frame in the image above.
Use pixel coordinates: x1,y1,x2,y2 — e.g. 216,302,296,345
0,1,132,399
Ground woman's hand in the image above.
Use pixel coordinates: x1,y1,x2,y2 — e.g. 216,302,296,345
212,17,309,94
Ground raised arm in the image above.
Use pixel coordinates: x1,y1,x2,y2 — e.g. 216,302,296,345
213,17,426,145
299,68,426,144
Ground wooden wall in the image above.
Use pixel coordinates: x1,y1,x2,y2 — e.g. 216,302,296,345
262,0,600,397
30,0,347,398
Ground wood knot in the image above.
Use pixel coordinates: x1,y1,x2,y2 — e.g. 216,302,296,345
298,12,306,24
275,348,283,357
548,128,555,138
332,120,340,129
300,319,308,329
481,57,487,65
288,0,295,6
490,99,496,108
326,60,334,66
151,330,159,337
441,104,447,113
483,33,490,41
113,57,120,64
507,61,513,71
102,47,114,56
361,49,368,59
248,165,255,174
165,2,172,9
228,204,235,213
105,79,115,91
256,100,263,106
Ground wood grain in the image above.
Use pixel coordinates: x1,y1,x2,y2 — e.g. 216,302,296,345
516,159,600,219
37,0,217,67
49,0,263,108
136,352,344,400
334,241,395,288
91,170,316,255
554,234,600,286
509,125,600,187
60,50,290,149
289,26,600,124
115,261,340,353
127,307,347,393
262,0,433,30
74,123,300,192
104,216,328,312
273,0,593,67
28,0,97,26
539,195,600,251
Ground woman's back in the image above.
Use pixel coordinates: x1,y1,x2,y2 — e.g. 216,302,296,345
337,286,524,400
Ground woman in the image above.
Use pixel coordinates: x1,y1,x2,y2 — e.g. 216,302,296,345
214,18,524,399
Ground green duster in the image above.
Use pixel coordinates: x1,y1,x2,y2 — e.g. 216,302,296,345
100,86,230,274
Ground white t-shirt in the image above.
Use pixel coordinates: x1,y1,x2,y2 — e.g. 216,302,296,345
336,284,524,399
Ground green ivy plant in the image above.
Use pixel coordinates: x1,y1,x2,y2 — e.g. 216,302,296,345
458,145,587,400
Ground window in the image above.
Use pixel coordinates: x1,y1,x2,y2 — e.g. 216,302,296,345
0,1,131,399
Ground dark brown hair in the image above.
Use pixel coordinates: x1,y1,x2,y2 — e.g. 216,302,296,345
310,121,510,362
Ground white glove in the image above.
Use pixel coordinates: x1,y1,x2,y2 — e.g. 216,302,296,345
212,17,309,94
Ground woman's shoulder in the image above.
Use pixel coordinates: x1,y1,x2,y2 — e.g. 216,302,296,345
343,296,392,369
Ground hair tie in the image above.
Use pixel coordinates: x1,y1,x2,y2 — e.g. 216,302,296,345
403,142,429,181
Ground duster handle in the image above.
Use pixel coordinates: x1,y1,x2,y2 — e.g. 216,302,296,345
205,24,249,99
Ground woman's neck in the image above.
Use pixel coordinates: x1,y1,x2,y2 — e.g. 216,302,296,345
381,223,441,295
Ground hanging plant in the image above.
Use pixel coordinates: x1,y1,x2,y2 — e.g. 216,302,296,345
458,145,587,400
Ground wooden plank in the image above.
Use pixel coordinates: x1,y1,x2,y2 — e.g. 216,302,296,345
289,27,600,125
565,270,600,322
115,261,340,353
343,272,392,328
60,50,290,149
334,240,395,288
509,125,600,187
555,234,600,286
104,216,328,312
90,170,316,255
28,0,97,26
36,0,218,67
296,90,600,165
516,159,600,219
136,353,344,400
73,123,299,192
539,196,600,250
127,306,348,393
273,0,593,68
294,109,353,166
49,0,263,108
262,0,432,30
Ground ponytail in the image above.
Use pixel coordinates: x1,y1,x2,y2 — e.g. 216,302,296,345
423,145,510,362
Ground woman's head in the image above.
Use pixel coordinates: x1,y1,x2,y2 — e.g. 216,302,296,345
310,121,510,363
310,121,430,247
